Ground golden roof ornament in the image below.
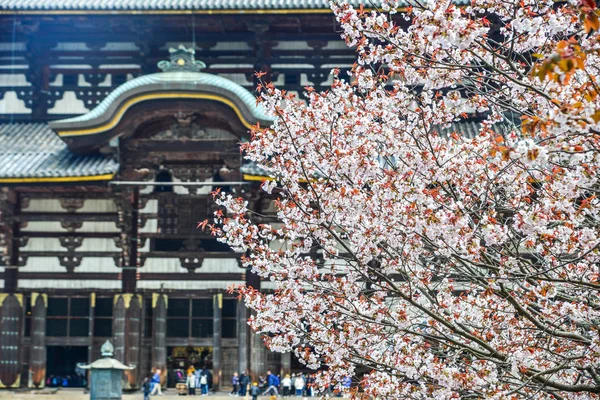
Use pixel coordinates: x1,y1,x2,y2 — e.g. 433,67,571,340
157,45,206,73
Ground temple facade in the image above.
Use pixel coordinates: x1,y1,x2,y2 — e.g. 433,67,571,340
0,1,363,390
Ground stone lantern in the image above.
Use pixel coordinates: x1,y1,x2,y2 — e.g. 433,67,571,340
80,340,135,400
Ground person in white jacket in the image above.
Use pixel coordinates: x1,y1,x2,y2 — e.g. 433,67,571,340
282,374,292,396
294,375,305,397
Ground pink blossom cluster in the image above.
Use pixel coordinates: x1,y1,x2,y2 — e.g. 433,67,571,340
212,0,600,398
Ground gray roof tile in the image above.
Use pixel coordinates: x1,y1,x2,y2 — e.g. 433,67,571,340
0,0,468,10
0,123,119,181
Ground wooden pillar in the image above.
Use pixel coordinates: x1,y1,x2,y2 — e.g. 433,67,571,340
113,294,143,390
246,269,265,381
88,293,95,364
249,314,266,382
236,299,248,376
3,267,18,294
28,293,47,388
213,294,222,391
24,39,50,121
1,190,21,295
119,188,139,294
87,293,95,389
152,293,167,386
126,295,142,389
0,294,23,388
113,295,126,360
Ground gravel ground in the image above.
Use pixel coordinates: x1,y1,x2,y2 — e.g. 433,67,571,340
0,388,243,400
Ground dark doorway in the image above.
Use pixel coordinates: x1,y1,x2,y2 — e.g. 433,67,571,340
46,346,88,388
166,346,213,388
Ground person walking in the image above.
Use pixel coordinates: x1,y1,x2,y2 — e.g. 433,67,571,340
294,374,305,397
231,372,240,396
281,374,292,397
251,382,260,400
142,376,151,400
239,371,250,397
187,370,197,396
150,369,162,396
262,370,279,396
258,375,266,392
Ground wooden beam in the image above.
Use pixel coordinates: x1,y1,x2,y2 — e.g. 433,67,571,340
9,272,246,281
144,251,243,259
21,251,121,257
17,213,118,222
23,232,119,238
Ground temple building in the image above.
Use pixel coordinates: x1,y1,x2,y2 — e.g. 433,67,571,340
0,0,363,390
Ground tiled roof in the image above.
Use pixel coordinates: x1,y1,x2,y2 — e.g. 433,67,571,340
0,0,468,11
0,0,358,10
53,71,274,129
0,123,119,182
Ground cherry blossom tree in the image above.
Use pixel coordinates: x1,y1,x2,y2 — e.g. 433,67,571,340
209,0,600,398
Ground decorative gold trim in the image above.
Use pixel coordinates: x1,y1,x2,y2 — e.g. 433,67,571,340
30,292,38,307
243,173,310,183
123,293,134,309
28,373,45,389
0,173,115,184
243,174,274,182
31,292,47,308
91,292,96,308
152,293,168,308
114,293,137,308
0,374,21,389
58,93,255,138
0,293,23,307
0,8,354,16
215,293,223,309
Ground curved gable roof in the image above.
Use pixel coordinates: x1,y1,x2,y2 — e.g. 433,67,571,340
50,71,274,140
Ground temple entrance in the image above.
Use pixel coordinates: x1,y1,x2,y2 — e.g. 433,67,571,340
166,346,213,388
45,346,88,388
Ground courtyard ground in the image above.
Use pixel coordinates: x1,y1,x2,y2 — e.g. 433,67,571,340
0,388,243,399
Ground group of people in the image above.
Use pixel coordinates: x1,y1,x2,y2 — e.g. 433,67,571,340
45,374,86,388
143,367,214,398
184,367,213,396
230,371,318,398
143,368,351,399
